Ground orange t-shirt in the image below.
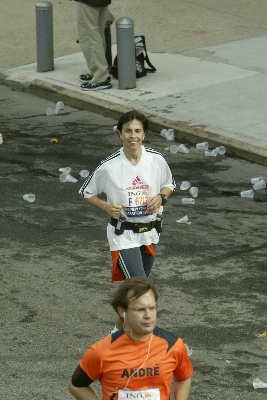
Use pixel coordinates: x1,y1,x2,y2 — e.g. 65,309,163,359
79,326,193,400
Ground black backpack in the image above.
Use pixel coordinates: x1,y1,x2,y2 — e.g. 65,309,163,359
110,35,156,79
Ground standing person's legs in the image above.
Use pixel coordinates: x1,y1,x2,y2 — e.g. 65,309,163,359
98,6,107,53
76,2,109,83
118,245,157,278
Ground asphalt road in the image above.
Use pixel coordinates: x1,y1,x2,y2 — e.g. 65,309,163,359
1,85,267,399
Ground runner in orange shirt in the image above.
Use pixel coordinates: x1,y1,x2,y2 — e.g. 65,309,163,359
68,277,193,400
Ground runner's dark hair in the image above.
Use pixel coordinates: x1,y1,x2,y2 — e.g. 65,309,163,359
117,110,149,133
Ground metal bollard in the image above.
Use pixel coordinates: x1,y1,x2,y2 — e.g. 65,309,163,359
36,1,54,72
116,17,136,89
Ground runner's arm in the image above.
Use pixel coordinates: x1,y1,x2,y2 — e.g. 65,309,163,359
81,195,125,218
68,382,99,400
173,376,191,400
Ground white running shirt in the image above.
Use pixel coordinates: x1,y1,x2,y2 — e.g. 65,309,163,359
79,146,175,250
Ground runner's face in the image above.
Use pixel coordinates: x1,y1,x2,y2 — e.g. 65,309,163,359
124,289,157,341
119,119,145,153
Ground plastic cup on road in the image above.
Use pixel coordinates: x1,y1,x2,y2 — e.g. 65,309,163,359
240,189,254,198
160,129,168,138
214,146,226,155
79,170,89,178
60,173,78,183
253,378,267,389
189,187,198,198
46,108,58,116
177,144,189,154
170,145,178,153
185,344,193,357
180,181,191,190
56,101,64,111
251,177,264,184
176,215,190,223
113,125,117,132
166,129,174,140
182,198,195,205
59,167,71,174
205,150,217,157
23,193,35,203
253,180,266,190
196,142,209,150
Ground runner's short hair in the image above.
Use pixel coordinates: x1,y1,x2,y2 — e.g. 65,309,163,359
110,277,158,311
117,110,149,133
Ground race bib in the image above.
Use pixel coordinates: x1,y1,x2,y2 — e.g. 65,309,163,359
123,186,154,217
118,388,160,400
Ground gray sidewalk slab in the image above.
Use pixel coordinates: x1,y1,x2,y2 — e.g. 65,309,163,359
1,35,267,165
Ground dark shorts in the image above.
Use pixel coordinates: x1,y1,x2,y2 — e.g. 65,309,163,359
118,244,157,278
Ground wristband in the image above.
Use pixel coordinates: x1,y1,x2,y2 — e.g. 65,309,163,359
158,193,168,205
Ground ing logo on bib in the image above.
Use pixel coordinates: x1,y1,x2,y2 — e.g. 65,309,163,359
123,185,154,217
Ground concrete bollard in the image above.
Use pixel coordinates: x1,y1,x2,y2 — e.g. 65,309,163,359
116,17,136,89
36,1,54,72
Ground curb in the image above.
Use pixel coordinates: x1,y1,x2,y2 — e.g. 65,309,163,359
2,75,267,166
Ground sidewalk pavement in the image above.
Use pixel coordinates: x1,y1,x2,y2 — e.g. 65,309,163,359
1,35,267,166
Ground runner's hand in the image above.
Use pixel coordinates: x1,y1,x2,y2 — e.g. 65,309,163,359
108,202,125,218
146,196,161,214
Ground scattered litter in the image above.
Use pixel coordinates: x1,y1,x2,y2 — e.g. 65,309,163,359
60,173,78,183
205,150,217,157
46,101,64,116
59,167,71,174
160,129,168,137
113,125,117,132
214,146,226,155
170,145,178,153
177,144,189,154
189,187,198,198
176,215,191,225
165,146,170,151
185,344,193,356
180,181,191,190
182,198,195,205
56,101,64,111
240,189,254,198
255,330,267,338
170,144,189,154
253,179,266,190
46,108,58,116
79,170,89,178
253,378,267,389
23,193,35,203
251,177,264,184
160,128,174,140
196,142,209,150
50,138,58,143
218,358,231,363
